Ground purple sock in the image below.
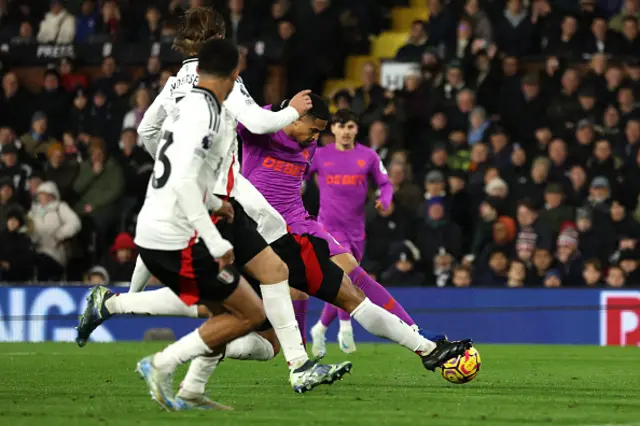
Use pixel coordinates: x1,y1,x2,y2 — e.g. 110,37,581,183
292,299,309,346
319,303,338,327
337,309,351,321
348,266,415,326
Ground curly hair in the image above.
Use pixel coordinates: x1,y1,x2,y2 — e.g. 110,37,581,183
173,7,226,56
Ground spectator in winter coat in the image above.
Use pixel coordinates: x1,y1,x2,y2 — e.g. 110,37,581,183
476,215,516,274
118,128,153,228
543,268,563,287
37,0,76,44
29,181,81,280
531,247,555,286
0,143,32,208
44,143,78,203
73,139,124,252
0,72,33,135
540,183,575,236
85,265,110,285
0,178,23,230
380,241,426,287
609,0,640,32
19,112,58,161
101,232,136,283
576,207,614,264
0,209,33,282
584,176,612,220
556,223,584,286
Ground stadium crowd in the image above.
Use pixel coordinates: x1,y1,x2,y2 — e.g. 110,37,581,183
0,0,639,288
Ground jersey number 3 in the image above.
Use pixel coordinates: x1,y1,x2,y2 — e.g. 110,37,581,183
152,131,174,189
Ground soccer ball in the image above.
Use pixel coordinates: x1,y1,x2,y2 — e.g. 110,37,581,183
440,347,481,384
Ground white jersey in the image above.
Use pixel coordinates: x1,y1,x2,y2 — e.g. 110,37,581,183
135,87,232,257
137,58,297,244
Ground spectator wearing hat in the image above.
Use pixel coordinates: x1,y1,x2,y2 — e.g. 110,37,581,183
0,143,32,208
414,195,462,278
100,232,137,282
363,197,414,275
36,70,70,139
540,183,575,236
37,0,76,44
84,265,110,285
19,112,58,161
72,139,124,254
556,222,584,286
419,147,450,191
29,181,81,281
584,175,612,219
582,259,605,286
0,208,33,282
543,268,562,287
417,170,447,218
43,142,78,202
380,241,425,287
0,178,23,230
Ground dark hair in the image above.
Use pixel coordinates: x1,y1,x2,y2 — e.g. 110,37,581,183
332,109,359,125
305,93,330,121
584,258,602,271
517,198,537,212
197,39,239,78
623,15,639,25
173,7,226,55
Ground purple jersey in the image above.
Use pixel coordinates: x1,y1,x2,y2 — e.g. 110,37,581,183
307,143,392,241
239,117,316,226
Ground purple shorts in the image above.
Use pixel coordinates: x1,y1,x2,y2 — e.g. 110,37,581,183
327,230,365,262
287,219,350,258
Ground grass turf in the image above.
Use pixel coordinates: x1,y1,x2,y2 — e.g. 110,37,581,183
0,343,639,426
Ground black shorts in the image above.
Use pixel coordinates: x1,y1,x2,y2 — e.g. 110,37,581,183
270,233,344,304
138,240,241,306
213,198,269,267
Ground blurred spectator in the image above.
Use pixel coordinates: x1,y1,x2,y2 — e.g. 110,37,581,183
138,6,163,42
531,247,556,285
496,0,533,57
0,209,32,282
43,143,78,202
352,63,386,132
137,57,163,92
507,259,527,287
69,89,90,136
609,0,640,32
606,264,626,287
84,265,110,285
380,241,425,287
582,259,604,286
619,16,640,55
37,70,69,138
556,223,584,286
10,21,35,44
19,111,57,161
425,0,453,48
95,0,121,40
122,87,151,131
395,20,428,63
72,139,124,252
540,183,575,235
452,264,472,287
101,232,136,282
463,0,492,42
584,15,620,55
0,143,31,208
226,0,257,46
388,162,422,213
366,120,390,163
94,56,118,95
0,72,32,135
58,57,88,92
75,0,98,43
29,181,81,281
37,0,76,44
118,128,153,228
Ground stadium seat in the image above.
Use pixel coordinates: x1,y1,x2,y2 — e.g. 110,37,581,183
345,56,380,81
409,0,428,7
370,32,409,59
391,7,429,31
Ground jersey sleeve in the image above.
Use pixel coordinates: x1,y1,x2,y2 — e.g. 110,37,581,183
369,152,392,209
225,77,300,134
138,77,177,157
170,107,231,258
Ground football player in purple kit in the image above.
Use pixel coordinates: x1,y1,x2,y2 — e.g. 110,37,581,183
239,96,472,371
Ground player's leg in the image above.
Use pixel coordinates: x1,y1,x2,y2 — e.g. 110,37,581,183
290,288,309,346
310,302,336,358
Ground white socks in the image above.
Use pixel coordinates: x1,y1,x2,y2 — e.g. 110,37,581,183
180,354,223,395
260,282,308,369
351,298,436,355
129,256,152,293
225,332,275,360
180,333,275,395
154,329,212,373
104,287,199,318
339,319,353,333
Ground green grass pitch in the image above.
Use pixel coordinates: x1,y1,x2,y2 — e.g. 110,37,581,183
1,343,639,426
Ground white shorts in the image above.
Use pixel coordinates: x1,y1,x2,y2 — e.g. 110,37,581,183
232,173,288,244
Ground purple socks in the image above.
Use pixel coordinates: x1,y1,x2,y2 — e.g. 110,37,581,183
319,303,351,328
348,266,415,326
292,299,308,346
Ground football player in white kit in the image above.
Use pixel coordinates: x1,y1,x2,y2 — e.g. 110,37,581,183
76,7,351,406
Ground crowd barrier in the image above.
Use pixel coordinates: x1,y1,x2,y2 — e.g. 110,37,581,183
0,286,639,346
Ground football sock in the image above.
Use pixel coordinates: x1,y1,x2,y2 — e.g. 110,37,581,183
348,266,415,326
292,299,308,346
154,329,212,373
319,303,338,328
180,354,222,395
337,308,351,321
225,332,275,360
105,287,199,318
260,282,309,369
129,256,152,293
350,298,435,355
339,319,353,333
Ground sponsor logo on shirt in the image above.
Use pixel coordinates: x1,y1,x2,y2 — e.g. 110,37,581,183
325,174,366,185
261,156,306,177
323,162,334,166
357,160,366,168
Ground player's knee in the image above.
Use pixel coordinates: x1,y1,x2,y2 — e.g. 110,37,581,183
273,257,289,280
246,308,267,330
290,287,309,301
333,274,365,313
